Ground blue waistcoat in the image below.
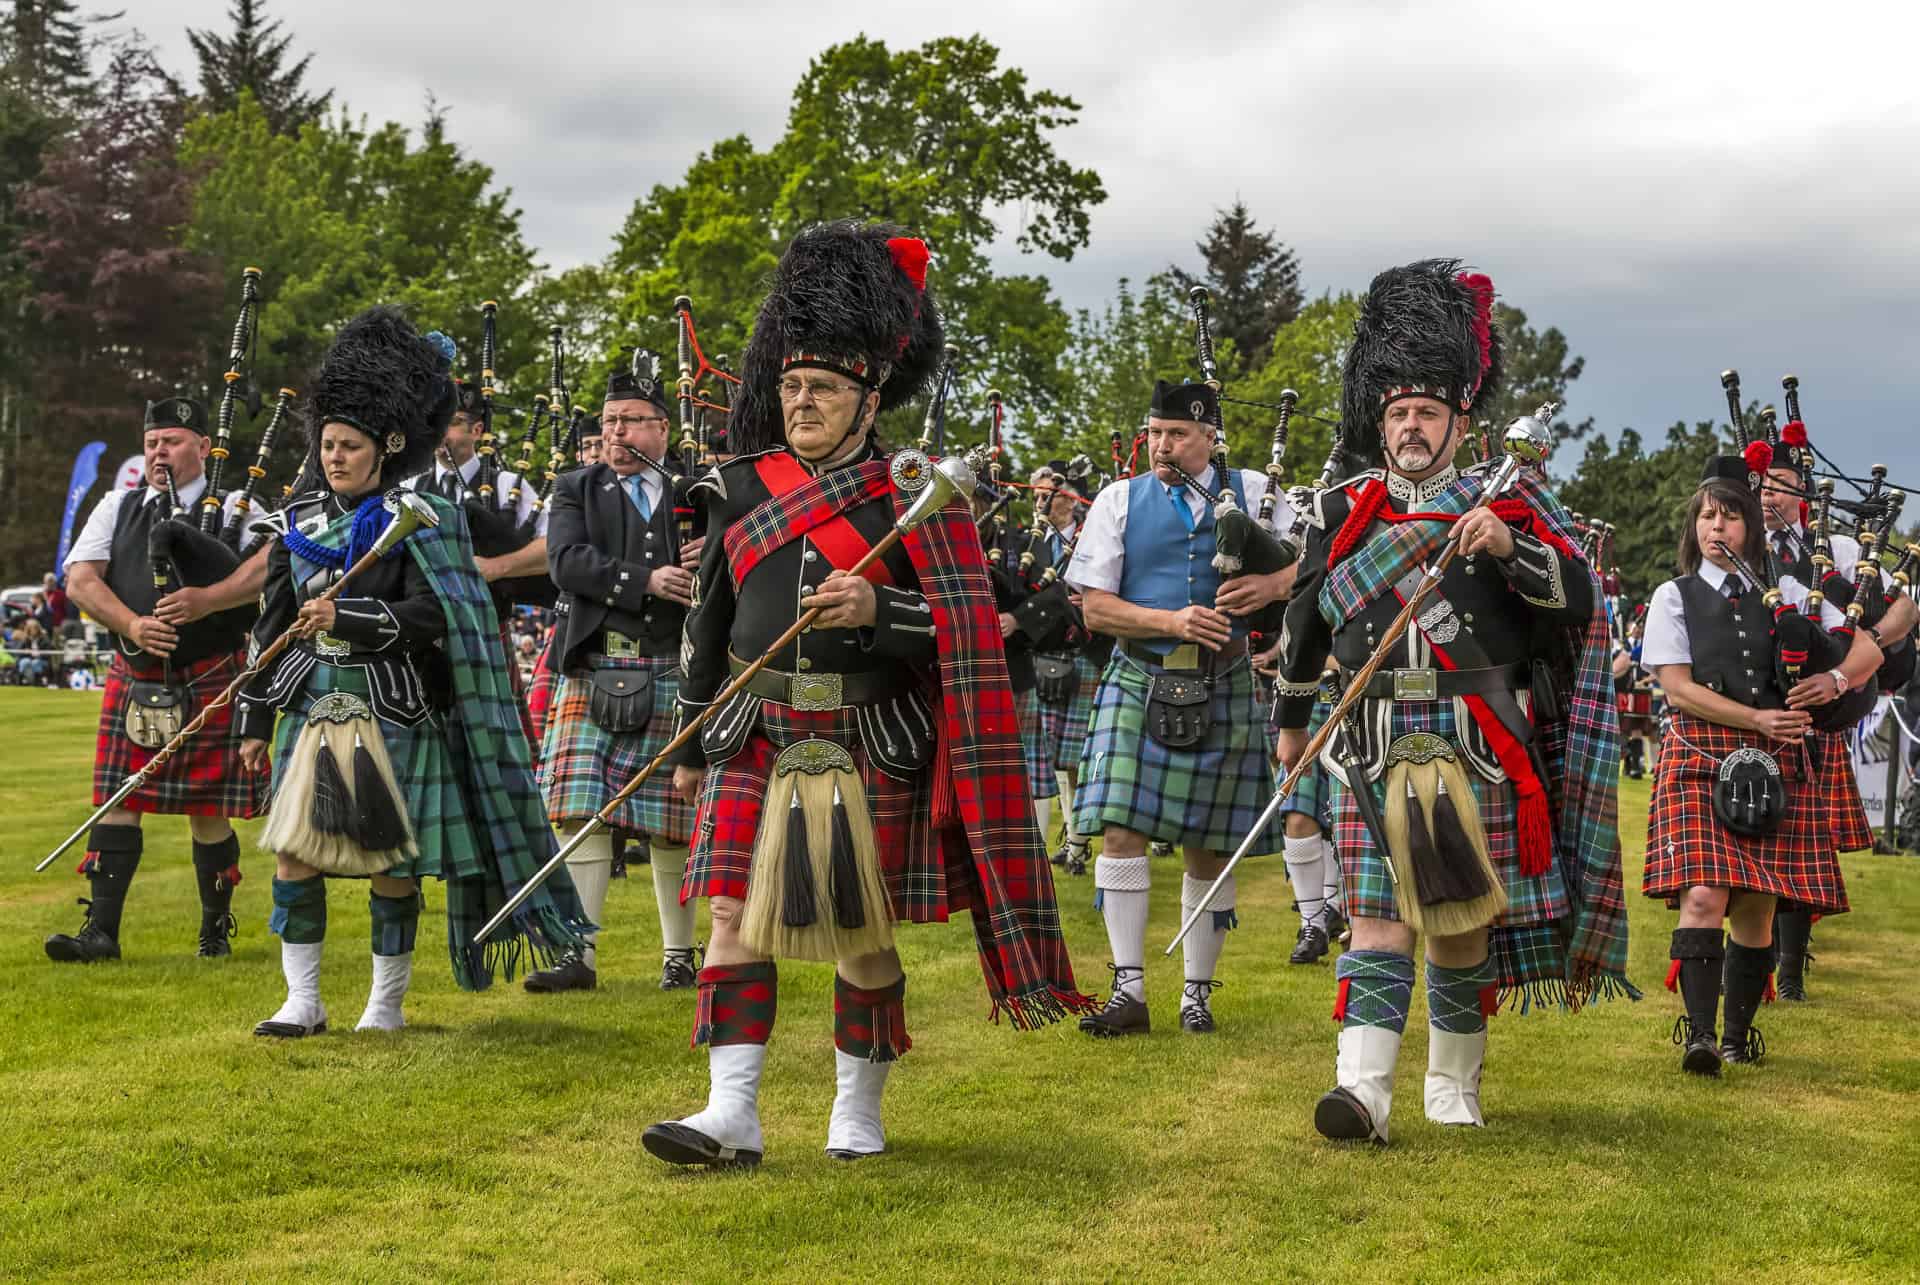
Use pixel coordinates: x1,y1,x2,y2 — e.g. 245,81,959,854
1118,468,1232,655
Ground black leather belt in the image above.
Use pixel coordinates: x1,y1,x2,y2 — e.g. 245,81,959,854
727,654,901,711
1121,636,1248,670
1357,663,1528,701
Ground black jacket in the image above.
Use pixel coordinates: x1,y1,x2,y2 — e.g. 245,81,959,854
546,461,686,673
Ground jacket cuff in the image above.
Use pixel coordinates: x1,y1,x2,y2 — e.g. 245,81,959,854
327,599,400,651
1497,532,1568,610
858,586,938,659
235,699,274,743
609,561,651,612
669,698,708,768
1273,676,1320,729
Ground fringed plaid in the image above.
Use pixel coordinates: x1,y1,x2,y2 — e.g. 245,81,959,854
1645,712,1850,916
280,495,592,989
1315,467,1637,1008
709,453,1092,1027
93,650,267,818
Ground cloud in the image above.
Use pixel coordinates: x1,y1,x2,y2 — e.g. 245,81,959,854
141,0,1920,485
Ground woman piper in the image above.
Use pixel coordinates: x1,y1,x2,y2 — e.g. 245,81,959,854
1642,448,1879,1075
236,307,589,1037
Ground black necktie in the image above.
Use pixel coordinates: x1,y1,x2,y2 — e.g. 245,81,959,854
438,471,462,501
1773,530,1793,564
1725,577,1743,602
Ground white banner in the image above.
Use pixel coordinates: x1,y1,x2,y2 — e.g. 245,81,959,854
1850,696,1914,834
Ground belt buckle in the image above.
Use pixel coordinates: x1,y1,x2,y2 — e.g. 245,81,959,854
789,672,844,711
603,631,640,660
1392,668,1438,701
1162,643,1200,671
312,631,349,660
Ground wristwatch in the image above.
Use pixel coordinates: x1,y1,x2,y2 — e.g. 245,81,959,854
1828,668,1848,698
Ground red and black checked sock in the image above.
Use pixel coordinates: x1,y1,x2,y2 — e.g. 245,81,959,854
691,961,777,1048
834,972,911,1063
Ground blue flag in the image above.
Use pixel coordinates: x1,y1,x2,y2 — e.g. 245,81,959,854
53,441,108,577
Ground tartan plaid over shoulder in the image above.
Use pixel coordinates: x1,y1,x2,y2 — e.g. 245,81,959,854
1318,466,1637,1007
721,454,1093,1027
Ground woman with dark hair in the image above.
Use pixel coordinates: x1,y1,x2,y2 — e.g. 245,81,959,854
236,307,588,1038
1641,456,1881,1076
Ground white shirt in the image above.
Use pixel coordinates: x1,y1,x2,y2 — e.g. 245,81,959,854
1065,467,1286,595
1641,559,1845,668
402,456,546,536
64,475,244,570
1766,522,1859,580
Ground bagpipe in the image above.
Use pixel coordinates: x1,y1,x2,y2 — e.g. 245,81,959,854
1159,286,1299,640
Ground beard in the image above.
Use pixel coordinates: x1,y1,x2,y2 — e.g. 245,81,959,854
1389,441,1435,472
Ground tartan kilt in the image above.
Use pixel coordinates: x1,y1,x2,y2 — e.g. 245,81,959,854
539,654,693,842
1016,686,1054,800
527,637,560,745
1820,729,1875,854
686,699,951,922
1643,713,1850,915
267,665,472,881
1034,650,1104,774
1279,697,1334,829
93,650,266,818
1074,653,1282,853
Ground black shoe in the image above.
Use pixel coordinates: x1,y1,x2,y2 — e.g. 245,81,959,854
44,901,120,963
1320,904,1350,946
1289,920,1330,965
1079,965,1150,1037
197,911,237,959
1313,1087,1379,1142
641,1121,761,1169
1064,842,1090,877
1776,974,1807,1002
1673,1015,1722,1077
1049,843,1070,869
1721,1027,1767,1066
1179,979,1221,1033
524,953,597,993
660,947,698,991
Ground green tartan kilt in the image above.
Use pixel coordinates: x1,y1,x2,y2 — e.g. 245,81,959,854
1073,653,1283,853
268,665,475,881
1328,697,1577,1007
1278,697,1334,828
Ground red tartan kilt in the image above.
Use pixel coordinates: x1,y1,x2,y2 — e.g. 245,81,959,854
1818,729,1876,853
93,651,267,818
527,638,560,744
498,622,540,757
1643,712,1849,915
1616,692,1652,717
686,699,957,921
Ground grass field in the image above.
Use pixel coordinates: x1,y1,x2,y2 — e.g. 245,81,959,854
2,687,1917,1282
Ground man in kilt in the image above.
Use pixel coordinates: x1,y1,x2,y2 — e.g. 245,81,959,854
1065,379,1296,1037
1756,431,1914,1000
530,366,702,993
1276,261,1635,1143
647,221,1087,1170
1023,461,1111,876
1274,661,1349,963
50,397,270,963
1644,450,1881,1073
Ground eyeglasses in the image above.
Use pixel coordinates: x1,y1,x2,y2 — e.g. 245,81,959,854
778,377,861,403
603,414,669,430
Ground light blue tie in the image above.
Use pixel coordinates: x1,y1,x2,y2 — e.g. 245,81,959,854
626,474,653,521
1167,483,1195,533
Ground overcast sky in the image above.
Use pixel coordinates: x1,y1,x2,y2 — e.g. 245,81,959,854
140,0,1920,489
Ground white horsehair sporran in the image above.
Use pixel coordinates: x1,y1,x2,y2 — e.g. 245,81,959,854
1379,731,1508,936
260,691,416,875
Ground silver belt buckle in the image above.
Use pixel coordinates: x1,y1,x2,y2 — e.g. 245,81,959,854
603,630,640,660
1392,668,1438,701
313,631,350,660
789,672,844,711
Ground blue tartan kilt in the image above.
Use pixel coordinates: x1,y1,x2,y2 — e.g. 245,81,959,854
1279,698,1334,830
539,655,693,842
1327,698,1574,997
267,665,473,881
1074,652,1282,854
1016,686,1054,800
1034,649,1105,779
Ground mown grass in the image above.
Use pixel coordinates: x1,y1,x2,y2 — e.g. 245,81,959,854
2,687,1916,1282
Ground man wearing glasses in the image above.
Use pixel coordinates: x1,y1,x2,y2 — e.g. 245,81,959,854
526,363,704,995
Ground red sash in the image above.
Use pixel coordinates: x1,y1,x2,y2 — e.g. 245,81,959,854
743,452,896,587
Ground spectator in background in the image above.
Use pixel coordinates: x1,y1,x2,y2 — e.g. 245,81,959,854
43,574,70,628
15,618,52,685
31,593,53,633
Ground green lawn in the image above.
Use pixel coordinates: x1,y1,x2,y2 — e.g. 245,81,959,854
2,687,1916,1282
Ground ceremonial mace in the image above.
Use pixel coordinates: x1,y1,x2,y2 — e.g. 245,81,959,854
473,452,983,945
1165,414,1551,952
34,493,441,873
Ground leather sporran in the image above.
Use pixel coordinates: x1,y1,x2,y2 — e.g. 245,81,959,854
1711,746,1786,838
587,666,655,733
1146,671,1211,749
124,680,187,750
1034,655,1079,706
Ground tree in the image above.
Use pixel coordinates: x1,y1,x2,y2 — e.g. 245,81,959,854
1047,273,1192,475
608,35,1105,430
3,0,97,113
1478,303,1594,461
1558,420,1724,598
2,45,221,577
1168,200,1303,376
187,0,329,135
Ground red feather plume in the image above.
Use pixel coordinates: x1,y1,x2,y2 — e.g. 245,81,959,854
887,237,929,292
1744,440,1774,476
1455,271,1495,387
1781,419,1808,447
